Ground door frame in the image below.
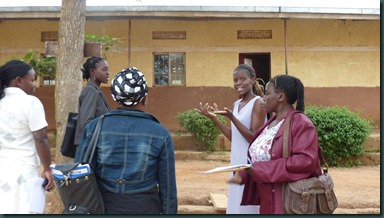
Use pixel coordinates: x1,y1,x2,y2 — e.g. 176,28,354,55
239,53,271,87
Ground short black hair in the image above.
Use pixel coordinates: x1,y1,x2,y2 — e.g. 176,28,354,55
0,60,32,99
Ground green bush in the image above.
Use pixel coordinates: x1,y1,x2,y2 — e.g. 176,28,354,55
11,49,57,79
176,110,226,151
305,105,373,167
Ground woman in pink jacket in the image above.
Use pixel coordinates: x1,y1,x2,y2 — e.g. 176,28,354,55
229,74,322,214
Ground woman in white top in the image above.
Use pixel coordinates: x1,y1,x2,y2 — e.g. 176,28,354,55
0,60,54,214
196,64,266,214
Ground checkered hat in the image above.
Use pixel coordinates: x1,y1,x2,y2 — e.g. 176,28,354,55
110,67,148,106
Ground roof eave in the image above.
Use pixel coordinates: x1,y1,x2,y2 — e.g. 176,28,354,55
0,6,379,20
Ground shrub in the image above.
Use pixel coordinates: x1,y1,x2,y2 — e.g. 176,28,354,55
305,105,373,167
176,110,226,151
11,49,57,79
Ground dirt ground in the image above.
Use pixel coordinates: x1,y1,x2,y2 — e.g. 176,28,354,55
45,158,381,214
176,159,381,213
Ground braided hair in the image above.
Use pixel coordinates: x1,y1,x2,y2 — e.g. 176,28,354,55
0,60,32,99
81,56,105,81
270,74,305,112
234,64,265,97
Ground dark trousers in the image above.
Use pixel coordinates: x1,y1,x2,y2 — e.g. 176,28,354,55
100,186,161,214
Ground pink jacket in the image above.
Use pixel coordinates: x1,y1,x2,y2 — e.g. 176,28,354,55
239,108,322,214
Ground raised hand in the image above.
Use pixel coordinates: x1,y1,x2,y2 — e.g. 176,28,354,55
211,103,233,119
194,102,216,118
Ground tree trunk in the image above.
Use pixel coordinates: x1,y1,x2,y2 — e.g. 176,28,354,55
50,0,86,214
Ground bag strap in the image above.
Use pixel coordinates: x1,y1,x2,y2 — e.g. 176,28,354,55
281,113,294,207
318,146,329,173
282,111,329,173
82,115,105,163
99,89,111,111
282,112,294,158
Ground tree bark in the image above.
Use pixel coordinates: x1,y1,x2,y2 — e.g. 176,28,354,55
51,0,86,214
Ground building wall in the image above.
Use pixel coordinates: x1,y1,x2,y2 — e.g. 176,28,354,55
36,86,379,132
283,19,379,87
0,18,380,131
1,18,379,87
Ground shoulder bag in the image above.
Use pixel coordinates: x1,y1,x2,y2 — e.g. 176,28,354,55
282,112,338,214
60,88,110,158
60,112,78,158
51,116,105,214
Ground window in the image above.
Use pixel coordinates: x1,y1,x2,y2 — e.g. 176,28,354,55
41,76,55,86
154,53,185,86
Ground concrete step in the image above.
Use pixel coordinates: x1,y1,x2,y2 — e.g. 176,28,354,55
362,132,380,151
178,205,225,214
357,152,380,165
175,150,230,162
173,131,379,152
172,133,230,151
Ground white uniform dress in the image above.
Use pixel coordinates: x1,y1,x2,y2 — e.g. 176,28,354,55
0,87,48,214
226,96,264,214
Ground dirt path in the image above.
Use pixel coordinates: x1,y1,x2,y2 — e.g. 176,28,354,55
176,159,380,212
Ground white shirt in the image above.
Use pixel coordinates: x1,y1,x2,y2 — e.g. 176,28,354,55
0,87,48,166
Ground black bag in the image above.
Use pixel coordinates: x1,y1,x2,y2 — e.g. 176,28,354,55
61,88,111,158
51,116,105,214
60,112,78,158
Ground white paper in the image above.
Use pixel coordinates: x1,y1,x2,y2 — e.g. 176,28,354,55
201,164,252,174
29,177,46,214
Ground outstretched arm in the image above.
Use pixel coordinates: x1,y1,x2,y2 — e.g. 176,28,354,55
195,102,231,141
226,99,266,143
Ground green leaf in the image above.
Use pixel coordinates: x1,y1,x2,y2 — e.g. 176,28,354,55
176,110,226,151
305,105,372,167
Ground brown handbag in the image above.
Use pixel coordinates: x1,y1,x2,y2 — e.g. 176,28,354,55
282,112,338,214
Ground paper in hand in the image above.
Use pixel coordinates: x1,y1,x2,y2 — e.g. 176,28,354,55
28,177,46,214
201,164,252,174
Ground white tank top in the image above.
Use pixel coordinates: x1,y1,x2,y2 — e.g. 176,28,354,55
230,95,266,165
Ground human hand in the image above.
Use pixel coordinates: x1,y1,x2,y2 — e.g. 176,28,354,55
194,102,216,118
246,167,253,176
211,103,233,118
41,169,54,192
228,171,243,184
